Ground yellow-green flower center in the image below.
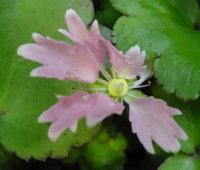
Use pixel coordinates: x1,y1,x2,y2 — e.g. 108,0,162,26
108,79,128,97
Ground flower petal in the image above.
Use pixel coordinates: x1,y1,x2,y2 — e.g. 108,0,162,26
85,92,124,127
64,9,89,41
38,91,124,141
105,41,146,79
59,9,105,67
89,20,105,66
17,33,99,83
129,97,187,154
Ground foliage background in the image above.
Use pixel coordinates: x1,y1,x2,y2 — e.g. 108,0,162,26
1,0,200,169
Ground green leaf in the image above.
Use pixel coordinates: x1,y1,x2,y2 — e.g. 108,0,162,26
0,0,100,160
81,130,127,170
152,84,200,154
0,145,13,168
95,0,122,29
159,154,200,170
112,0,200,100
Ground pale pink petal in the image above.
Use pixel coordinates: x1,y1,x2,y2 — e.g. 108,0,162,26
17,33,99,83
59,9,105,68
125,45,145,66
129,97,188,154
85,92,124,127
64,9,89,41
30,66,65,79
105,41,146,79
38,91,124,141
58,29,77,42
89,20,105,66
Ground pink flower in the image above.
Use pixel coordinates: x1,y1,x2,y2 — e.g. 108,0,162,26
17,9,187,154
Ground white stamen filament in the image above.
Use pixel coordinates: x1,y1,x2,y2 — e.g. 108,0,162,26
113,97,119,101
101,69,112,81
127,93,139,99
129,81,151,90
84,88,107,91
97,78,109,86
128,71,152,87
110,67,116,79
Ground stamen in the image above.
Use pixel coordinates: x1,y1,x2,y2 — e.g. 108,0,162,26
129,81,151,90
101,69,112,81
97,78,109,86
128,71,152,87
110,67,116,79
123,94,135,103
127,93,140,98
113,97,119,101
83,88,107,91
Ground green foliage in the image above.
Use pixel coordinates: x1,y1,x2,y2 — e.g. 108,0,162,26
81,130,127,170
0,0,100,160
99,25,112,41
111,0,200,100
0,145,13,168
159,154,200,170
95,0,122,29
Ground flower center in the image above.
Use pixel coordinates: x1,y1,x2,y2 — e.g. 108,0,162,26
108,79,128,97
